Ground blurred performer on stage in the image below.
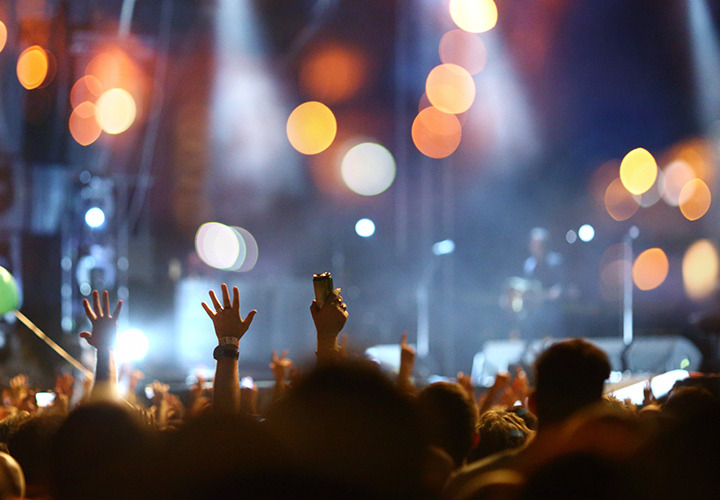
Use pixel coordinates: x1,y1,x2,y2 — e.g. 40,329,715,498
503,227,565,339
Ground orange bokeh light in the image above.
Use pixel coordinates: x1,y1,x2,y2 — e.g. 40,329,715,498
300,43,369,104
17,45,49,89
411,106,462,159
604,177,638,221
69,101,102,146
426,63,476,114
70,75,104,109
286,101,337,155
439,29,487,75
679,178,711,221
633,248,669,291
0,21,7,53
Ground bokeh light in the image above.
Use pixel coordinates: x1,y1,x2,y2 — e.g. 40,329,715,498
355,218,375,237
633,248,669,291
683,239,719,301
84,207,106,228
341,142,396,196
17,45,49,90
679,178,711,221
566,230,577,244
286,101,337,155
0,21,7,53
449,0,498,34
70,75,104,109
95,88,137,134
578,224,595,242
604,177,639,221
620,148,658,195
69,101,102,146
439,29,487,75
116,328,149,363
300,43,369,104
411,106,462,159
231,227,259,272
632,169,664,208
661,159,696,206
195,222,243,270
426,63,476,114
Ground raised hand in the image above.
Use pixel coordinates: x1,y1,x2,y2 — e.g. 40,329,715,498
79,290,123,349
398,332,417,394
310,288,348,355
270,349,292,382
202,284,257,343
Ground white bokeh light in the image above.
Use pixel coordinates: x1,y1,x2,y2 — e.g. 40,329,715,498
195,222,243,270
341,142,396,196
115,328,149,362
355,218,375,237
84,207,106,228
578,224,595,242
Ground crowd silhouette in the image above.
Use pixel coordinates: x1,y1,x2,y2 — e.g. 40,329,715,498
0,283,717,500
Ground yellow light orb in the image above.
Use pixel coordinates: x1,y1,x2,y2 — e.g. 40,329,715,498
633,248,669,291
619,147,658,195
286,101,337,155
426,63,476,114
683,239,719,301
17,45,49,90
449,0,498,34
411,106,462,159
95,88,137,134
679,178,711,221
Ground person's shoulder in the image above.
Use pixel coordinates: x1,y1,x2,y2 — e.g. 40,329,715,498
442,448,519,500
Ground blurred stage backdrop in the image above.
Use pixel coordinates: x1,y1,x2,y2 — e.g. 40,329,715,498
0,0,719,384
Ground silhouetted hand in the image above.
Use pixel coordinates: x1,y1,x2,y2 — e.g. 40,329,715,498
270,350,292,382
202,284,257,342
79,290,122,349
310,288,348,355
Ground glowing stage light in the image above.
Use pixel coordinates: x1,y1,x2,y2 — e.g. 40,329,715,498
620,148,657,195
286,101,337,155
116,328,149,363
633,248,669,291
84,207,106,228
69,102,102,146
432,239,456,255
411,107,462,159
683,239,719,301
17,45,49,90
439,29,487,75
341,142,396,196
355,218,375,238
96,88,137,134
195,222,243,270
679,178,711,221
578,224,595,242
426,63,476,114
0,21,7,53
565,230,577,244
449,0,498,34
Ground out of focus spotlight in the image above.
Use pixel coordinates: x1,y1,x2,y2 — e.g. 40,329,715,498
355,218,375,238
116,328,149,363
84,207,106,228
341,142,396,196
578,224,595,242
565,230,577,244
432,239,455,255
195,222,244,270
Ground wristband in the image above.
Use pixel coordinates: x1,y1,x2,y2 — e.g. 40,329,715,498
213,344,239,360
219,336,240,346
